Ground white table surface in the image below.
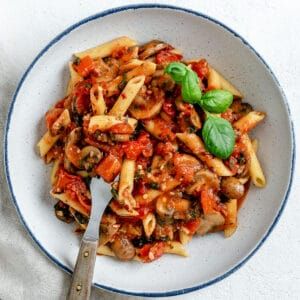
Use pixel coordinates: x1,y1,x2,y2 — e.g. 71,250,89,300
1,0,300,299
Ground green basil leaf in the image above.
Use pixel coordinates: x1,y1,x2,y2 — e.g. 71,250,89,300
202,116,235,159
201,89,233,113
181,69,202,104
165,62,187,83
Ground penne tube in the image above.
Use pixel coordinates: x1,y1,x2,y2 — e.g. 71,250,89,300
135,189,161,205
105,75,123,97
109,200,139,217
118,159,136,208
233,111,266,133
119,59,144,73
50,191,89,216
90,84,107,115
126,61,156,80
37,131,60,157
51,109,71,135
75,36,137,59
176,133,233,176
50,159,61,185
88,115,137,133
143,118,175,141
242,134,266,187
66,62,82,95
179,230,192,245
164,241,188,257
97,245,116,257
224,199,238,237
252,138,258,153
142,213,156,238
108,75,145,117
207,66,243,98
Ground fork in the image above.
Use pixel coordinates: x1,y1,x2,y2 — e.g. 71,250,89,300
67,178,111,300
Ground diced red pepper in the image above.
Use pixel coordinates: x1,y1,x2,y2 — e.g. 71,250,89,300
183,219,201,235
191,59,209,80
73,56,95,77
122,132,153,160
156,50,182,64
95,154,122,182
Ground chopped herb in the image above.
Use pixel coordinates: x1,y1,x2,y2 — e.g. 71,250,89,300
118,74,127,90
237,154,246,164
149,182,160,190
74,212,89,224
188,126,197,133
73,57,80,65
134,170,142,180
147,167,152,173
111,187,118,200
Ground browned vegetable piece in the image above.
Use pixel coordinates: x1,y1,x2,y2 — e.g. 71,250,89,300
111,236,136,260
54,201,74,223
221,177,245,199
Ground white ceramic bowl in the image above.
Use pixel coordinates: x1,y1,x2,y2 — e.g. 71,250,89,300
4,4,295,297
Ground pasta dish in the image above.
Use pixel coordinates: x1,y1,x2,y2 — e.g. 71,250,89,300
37,37,266,262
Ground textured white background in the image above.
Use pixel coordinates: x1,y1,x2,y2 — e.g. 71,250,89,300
1,0,300,299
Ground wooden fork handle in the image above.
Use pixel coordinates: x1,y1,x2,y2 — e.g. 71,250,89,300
67,239,98,300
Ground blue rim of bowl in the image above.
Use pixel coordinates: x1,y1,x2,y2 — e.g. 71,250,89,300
4,4,295,297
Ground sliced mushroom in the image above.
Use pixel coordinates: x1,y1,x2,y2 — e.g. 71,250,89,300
129,87,164,119
111,236,136,260
221,177,245,199
69,207,89,229
65,128,103,170
139,40,169,60
80,146,102,171
65,128,82,168
197,212,225,236
186,169,220,195
54,201,74,223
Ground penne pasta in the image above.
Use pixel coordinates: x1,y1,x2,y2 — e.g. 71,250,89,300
108,75,145,117
88,115,137,133
176,133,233,176
242,134,266,187
40,37,267,263
66,62,82,95
252,138,258,153
179,230,192,245
135,189,161,205
142,213,156,238
164,241,188,257
37,131,60,157
51,109,71,135
109,200,139,217
90,84,107,115
118,159,136,208
50,191,89,216
234,111,266,133
207,66,243,98
50,159,61,185
119,58,144,73
97,245,116,257
75,36,137,59
126,61,156,80
224,199,238,237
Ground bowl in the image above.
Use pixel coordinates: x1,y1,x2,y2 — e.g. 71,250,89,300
4,4,295,297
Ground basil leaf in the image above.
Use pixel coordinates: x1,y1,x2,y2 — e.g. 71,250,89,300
202,116,235,159
165,62,187,83
201,89,233,113
182,69,202,104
